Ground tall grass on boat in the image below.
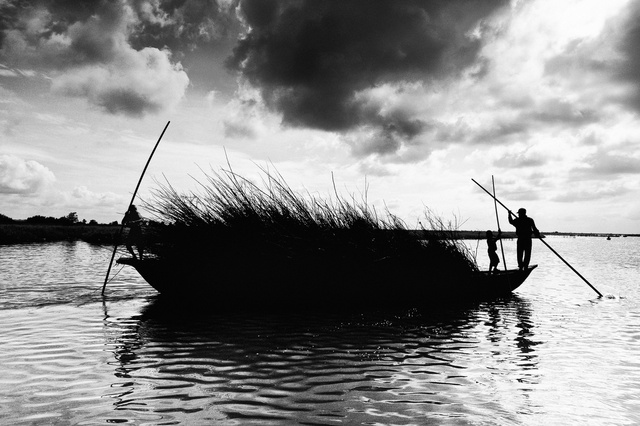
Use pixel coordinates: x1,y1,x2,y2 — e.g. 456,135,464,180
141,165,478,286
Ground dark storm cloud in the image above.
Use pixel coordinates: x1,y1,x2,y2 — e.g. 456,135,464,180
615,1,640,111
0,0,124,68
0,0,235,63
129,0,240,51
0,0,235,116
227,0,508,149
347,105,431,156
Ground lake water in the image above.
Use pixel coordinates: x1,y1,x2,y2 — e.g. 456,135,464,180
1,237,639,425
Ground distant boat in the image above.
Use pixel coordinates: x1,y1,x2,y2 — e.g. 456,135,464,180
117,257,537,307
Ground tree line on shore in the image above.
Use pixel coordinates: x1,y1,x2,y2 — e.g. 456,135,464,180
0,212,118,226
1,212,633,245
0,212,122,244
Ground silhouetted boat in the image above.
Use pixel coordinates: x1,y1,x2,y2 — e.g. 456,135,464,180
469,265,537,297
116,257,537,307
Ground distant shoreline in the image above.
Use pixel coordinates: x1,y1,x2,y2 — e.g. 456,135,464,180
1,224,636,245
0,224,122,245
439,230,640,240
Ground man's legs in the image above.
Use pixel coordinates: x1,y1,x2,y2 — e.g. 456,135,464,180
522,239,532,269
126,243,137,260
516,239,524,269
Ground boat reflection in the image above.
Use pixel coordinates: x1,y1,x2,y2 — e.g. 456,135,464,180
101,294,541,424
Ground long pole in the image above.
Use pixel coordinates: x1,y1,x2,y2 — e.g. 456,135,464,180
492,176,507,271
102,121,170,295
472,178,603,298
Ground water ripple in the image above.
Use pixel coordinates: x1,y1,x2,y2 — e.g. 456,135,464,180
2,240,640,424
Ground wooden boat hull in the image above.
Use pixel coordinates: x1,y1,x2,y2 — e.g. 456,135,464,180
465,265,537,298
117,257,537,307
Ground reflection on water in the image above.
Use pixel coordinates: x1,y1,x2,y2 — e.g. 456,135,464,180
95,296,542,425
1,239,640,425
0,241,156,309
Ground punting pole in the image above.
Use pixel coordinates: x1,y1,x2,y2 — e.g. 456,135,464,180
492,176,507,271
472,178,603,298
102,121,170,295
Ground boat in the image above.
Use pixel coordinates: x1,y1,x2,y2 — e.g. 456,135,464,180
468,265,537,297
110,168,539,307
116,256,537,307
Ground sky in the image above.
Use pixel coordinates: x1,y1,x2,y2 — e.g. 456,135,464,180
1,0,640,234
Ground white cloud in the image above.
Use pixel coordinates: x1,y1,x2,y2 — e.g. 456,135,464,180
51,47,189,117
0,154,56,194
0,68,18,77
551,184,630,202
70,186,123,206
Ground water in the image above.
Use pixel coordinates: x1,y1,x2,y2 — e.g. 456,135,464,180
1,237,639,425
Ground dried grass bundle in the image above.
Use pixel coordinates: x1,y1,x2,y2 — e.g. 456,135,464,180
141,164,478,288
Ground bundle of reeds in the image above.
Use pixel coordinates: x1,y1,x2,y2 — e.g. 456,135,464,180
141,165,478,290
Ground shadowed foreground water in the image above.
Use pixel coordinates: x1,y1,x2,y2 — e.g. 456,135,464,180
1,238,639,425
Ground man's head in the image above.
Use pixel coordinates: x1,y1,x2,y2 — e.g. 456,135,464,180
518,208,526,217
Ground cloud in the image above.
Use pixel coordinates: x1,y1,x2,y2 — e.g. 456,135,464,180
70,185,122,206
0,154,56,194
613,1,640,110
493,151,548,169
543,1,640,115
0,64,19,77
130,0,239,46
223,119,257,139
0,156,125,219
357,160,392,177
468,120,529,145
227,0,508,151
581,151,640,176
626,202,640,221
51,46,189,116
498,186,542,203
0,0,190,117
552,184,630,202
525,98,598,125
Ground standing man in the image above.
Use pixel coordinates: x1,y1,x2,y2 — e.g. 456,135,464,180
123,205,145,260
508,208,540,270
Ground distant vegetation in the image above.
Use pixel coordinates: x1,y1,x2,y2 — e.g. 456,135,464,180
1,212,117,226
0,212,121,245
1,207,635,246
